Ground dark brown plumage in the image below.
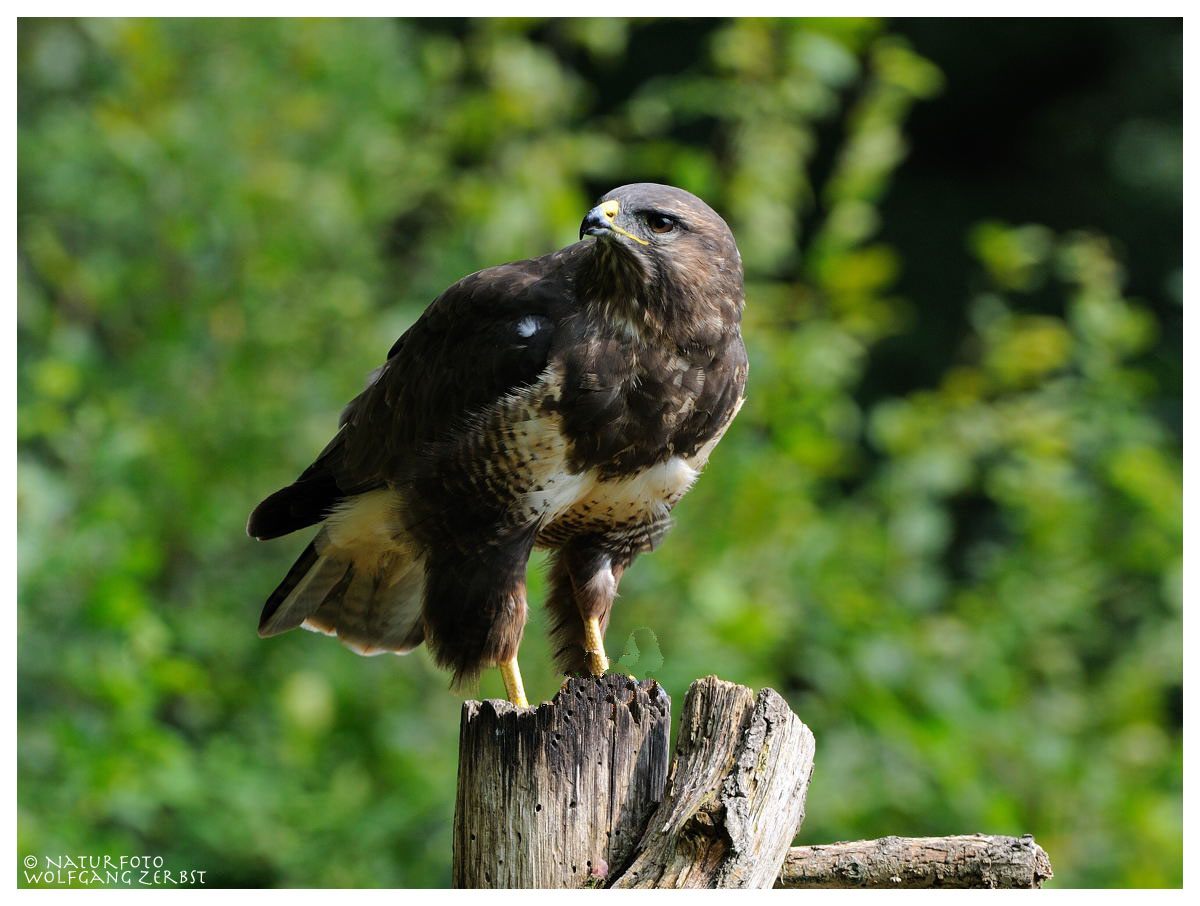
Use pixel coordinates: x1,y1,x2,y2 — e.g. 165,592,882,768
248,183,747,702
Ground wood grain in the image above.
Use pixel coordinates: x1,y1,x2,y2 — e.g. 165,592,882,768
609,675,816,888
453,674,1050,889
776,834,1055,888
452,674,671,888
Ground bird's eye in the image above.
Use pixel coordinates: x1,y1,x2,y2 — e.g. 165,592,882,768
647,214,676,234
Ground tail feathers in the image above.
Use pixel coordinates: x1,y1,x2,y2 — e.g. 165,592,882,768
258,540,349,637
306,563,426,655
258,543,426,656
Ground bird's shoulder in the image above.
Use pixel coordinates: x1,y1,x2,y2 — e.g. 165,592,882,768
385,244,585,360
329,244,589,482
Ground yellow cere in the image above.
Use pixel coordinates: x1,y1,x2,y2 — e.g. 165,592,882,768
599,198,650,245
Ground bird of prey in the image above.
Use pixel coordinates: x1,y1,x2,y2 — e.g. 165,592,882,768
248,183,747,707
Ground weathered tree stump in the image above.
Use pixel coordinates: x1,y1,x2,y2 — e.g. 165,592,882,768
453,674,814,888
776,834,1054,888
452,674,1054,889
609,676,815,888
452,674,671,888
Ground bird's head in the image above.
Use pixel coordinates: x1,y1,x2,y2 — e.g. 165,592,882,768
578,183,744,347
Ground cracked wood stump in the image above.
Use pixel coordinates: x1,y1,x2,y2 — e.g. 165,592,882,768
452,674,672,888
453,674,815,888
452,674,1052,888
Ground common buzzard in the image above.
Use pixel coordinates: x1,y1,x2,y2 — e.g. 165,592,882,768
248,183,747,707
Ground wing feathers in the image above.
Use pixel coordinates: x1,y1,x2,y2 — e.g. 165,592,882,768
247,473,343,541
258,541,350,636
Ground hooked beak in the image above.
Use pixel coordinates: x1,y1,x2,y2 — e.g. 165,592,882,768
580,199,620,239
579,199,649,245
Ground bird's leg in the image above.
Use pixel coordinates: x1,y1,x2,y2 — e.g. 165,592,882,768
498,656,529,708
569,550,624,677
545,545,624,677
495,577,531,707
423,543,532,703
582,615,609,676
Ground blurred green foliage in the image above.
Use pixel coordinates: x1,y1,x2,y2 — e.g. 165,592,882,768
18,18,1181,888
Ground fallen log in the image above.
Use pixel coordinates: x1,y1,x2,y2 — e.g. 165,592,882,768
776,833,1054,888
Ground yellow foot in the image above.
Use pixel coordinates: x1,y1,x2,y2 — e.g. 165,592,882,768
583,616,609,676
498,656,528,708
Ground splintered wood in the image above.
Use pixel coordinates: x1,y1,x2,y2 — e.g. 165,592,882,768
610,676,815,888
452,674,1053,889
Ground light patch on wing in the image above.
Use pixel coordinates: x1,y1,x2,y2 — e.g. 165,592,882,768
515,315,543,338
